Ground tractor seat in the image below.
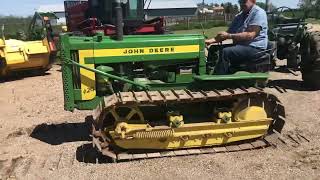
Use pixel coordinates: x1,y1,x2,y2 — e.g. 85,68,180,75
231,42,276,73
245,53,272,73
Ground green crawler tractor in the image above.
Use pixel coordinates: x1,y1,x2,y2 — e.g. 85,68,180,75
60,0,288,162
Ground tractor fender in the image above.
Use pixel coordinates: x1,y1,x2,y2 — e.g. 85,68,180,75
301,31,320,89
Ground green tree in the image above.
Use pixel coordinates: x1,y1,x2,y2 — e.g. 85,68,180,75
197,2,210,8
299,0,320,18
232,4,239,14
256,2,276,11
316,0,320,18
299,0,312,18
0,15,32,39
224,2,233,14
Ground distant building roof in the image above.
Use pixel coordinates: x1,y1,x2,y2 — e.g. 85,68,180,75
37,4,65,13
37,0,197,17
146,0,197,17
148,0,197,9
146,8,198,17
213,6,224,11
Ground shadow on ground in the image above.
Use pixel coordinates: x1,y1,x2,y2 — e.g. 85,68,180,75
30,117,92,145
76,143,111,164
0,72,51,83
268,79,315,92
274,66,301,74
30,117,115,163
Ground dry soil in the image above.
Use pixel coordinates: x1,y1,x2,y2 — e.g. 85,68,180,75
0,65,319,180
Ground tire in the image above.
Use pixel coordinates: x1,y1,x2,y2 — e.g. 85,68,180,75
0,57,7,77
301,31,320,90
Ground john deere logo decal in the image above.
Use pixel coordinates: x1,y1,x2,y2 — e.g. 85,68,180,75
123,47,175,55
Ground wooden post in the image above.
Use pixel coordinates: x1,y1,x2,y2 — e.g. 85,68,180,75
204,14,207,24
187,17,190,30
265,0,270,12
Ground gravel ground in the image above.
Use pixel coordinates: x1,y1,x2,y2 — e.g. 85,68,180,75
0,65,319,180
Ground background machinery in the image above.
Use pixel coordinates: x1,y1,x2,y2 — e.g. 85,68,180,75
268,6,320,89
0,12,57,77
64,0,164,36
207,5,320,90
61,0,286,162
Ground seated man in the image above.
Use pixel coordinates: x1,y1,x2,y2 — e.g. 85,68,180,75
206,0,268,74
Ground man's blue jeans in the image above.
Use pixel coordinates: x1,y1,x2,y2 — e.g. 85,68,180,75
214,45,263,74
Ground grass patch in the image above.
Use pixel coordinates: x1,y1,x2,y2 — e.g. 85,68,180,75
173,26,228,38
306,18,320,24
170,20,228,31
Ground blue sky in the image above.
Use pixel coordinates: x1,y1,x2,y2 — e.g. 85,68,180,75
1,0,300,17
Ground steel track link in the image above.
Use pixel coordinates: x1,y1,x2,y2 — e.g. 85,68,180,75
112,139,270,162
91,87,287,162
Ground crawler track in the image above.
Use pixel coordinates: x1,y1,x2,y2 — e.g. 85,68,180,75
105,131,309,162
90,130,310,162
91,87,288,162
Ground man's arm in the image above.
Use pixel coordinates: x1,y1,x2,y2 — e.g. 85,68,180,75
229,25,261,42
214,25,261,43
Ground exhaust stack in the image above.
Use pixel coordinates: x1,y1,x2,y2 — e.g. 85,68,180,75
115,0,124,41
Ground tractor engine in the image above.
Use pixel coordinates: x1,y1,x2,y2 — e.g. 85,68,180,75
61,33,205,110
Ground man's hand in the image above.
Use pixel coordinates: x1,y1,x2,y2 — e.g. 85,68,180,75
215,31,231,42
205,38,217,46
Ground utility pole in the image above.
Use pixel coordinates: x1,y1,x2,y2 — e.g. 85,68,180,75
202,0,205,10
202,0,205,22
265,0,270,12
